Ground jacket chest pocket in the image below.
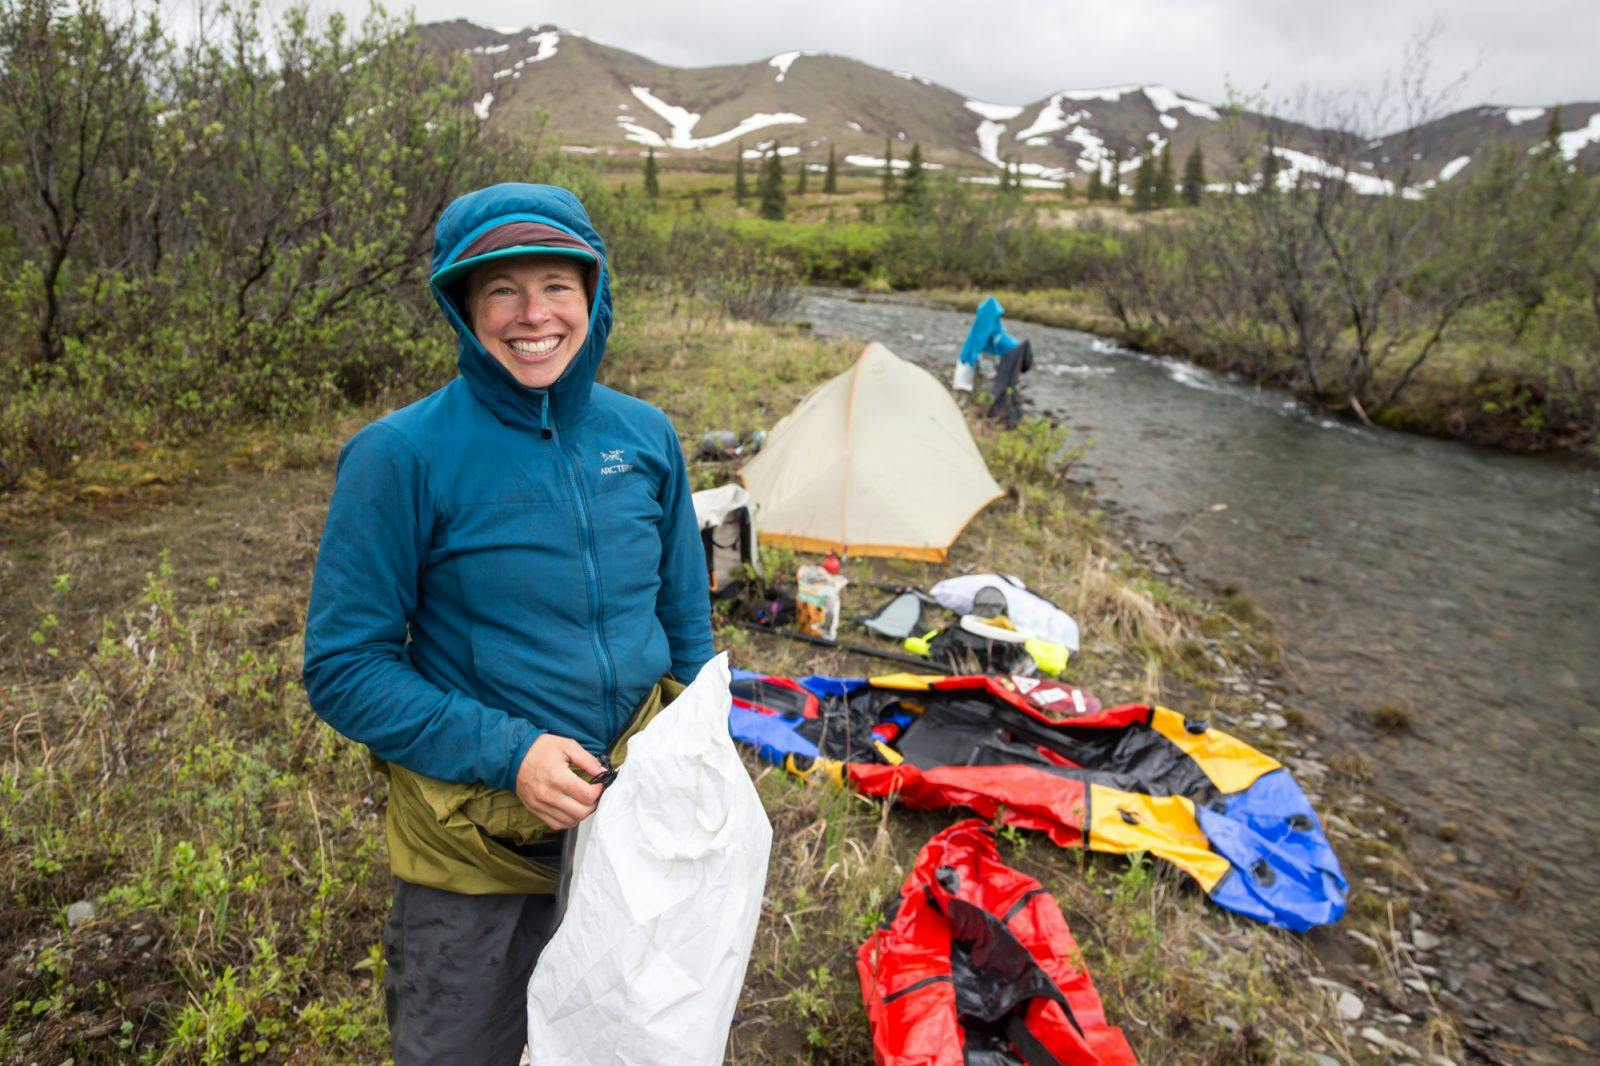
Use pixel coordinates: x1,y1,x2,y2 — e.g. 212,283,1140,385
590,475,665,590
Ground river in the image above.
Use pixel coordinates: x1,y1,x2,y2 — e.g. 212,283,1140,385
799,291,1600,1051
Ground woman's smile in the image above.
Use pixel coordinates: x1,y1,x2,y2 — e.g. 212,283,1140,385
466,256,590,389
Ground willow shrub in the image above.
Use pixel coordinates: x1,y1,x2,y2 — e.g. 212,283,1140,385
0,1,643,489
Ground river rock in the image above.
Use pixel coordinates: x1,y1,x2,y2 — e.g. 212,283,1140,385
1337,991,1365,1020
65,900,94,927
1307,1054,1340,1066
1512,982,1560,1011
1214,1015,1240,1033
1412,929,1442,952
1263,712,1288,730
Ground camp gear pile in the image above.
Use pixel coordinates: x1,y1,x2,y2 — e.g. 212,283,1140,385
859,820,1137,1065
739,342,1002,561
527,655,770,1063
729,670,1347,932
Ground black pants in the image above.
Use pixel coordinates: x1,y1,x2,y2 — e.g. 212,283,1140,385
383,877,559,1065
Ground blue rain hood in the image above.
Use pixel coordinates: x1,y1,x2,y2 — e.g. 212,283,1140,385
958,296,1021,366
430,183,614,432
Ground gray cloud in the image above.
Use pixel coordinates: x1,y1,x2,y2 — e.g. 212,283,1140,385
291,0,1597,126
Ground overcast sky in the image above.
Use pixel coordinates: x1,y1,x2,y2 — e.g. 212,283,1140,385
284,1,1597,124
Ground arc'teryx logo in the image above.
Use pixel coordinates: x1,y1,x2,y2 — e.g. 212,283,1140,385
600,449,633,475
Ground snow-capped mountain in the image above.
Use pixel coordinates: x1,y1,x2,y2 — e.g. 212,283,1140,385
417,20,1600,193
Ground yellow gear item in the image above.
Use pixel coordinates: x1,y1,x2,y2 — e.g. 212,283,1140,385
872,741,905,766
1149,707,1280,794
1087,783,1231,892
1024,637,1070,677
903,630,939,657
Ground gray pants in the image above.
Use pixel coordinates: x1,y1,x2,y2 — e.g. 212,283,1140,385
383,877,559,1065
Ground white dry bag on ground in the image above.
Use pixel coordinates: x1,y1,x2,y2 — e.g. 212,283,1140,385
526,654,771,1064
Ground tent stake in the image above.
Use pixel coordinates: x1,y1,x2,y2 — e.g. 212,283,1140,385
736,622,952,673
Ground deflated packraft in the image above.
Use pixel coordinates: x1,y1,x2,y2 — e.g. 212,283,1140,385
859,820,1137,1065
730,671,1346,932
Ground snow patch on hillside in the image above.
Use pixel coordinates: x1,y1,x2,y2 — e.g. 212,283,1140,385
847,120,863,131
961,175,1065,189
1057,85,1141,103
525,31,559,63
966,100,1023,121
1159,114,1179,130
470,43,510,55
1558,113,1600,160
975,120,1007,166
769,51,817,82
1142,85,1219,120
1270,146,1402,196
1065,126,1108,168
1438,155,1472,181
846,155,945,170
1015,95,1091,141
745,145,801,158
624,86,805,149
1505,107,1545,125
473,93,494,120
893,70,933,85
493,25,522,34
492,31,559,78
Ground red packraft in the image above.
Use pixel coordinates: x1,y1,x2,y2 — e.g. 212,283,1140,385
857,820,1137,1065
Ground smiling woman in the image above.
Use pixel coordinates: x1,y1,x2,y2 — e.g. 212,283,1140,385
301,183,714,1064
465,256,591,389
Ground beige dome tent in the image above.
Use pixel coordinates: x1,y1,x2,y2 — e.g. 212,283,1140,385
740,342,1002,562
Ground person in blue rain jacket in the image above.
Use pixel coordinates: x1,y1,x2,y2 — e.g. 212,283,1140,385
952,295,1021,395
303,182,713,1063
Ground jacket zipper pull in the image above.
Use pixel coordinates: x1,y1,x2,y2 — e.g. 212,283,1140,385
538,392,553,440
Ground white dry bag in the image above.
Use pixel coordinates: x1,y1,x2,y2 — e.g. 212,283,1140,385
526,654,771,1064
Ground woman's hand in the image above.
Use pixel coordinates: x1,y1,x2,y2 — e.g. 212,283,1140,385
514,734,606,829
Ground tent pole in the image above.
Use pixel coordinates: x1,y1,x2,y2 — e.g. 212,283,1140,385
736,622,953,673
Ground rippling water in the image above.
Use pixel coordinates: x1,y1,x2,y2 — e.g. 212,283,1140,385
801,292,1600,994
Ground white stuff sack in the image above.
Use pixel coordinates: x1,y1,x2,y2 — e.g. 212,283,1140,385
930,572,1081,651
526,654,771,1065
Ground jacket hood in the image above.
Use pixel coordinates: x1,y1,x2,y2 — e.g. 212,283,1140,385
430,183,613,432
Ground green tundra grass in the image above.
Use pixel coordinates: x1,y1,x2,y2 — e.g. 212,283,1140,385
0,295,1445,1064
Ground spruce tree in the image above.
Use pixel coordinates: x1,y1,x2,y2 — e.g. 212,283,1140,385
759,146,787,221
899,142,927,212
1011,158,1022,192
1086,164,1104,202
1259,142,1279,194
643,148,660,200
1106,159,1121,202
1133,145,1155,210
1544,105,1564,152
735,142,747,204
1154,146,1175,208
795,155,808,196
823,144,838,193
1182,143,1205,206
882,135,895,201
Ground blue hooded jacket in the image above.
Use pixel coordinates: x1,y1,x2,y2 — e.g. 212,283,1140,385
303,184,714,792
958,296,1020,366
